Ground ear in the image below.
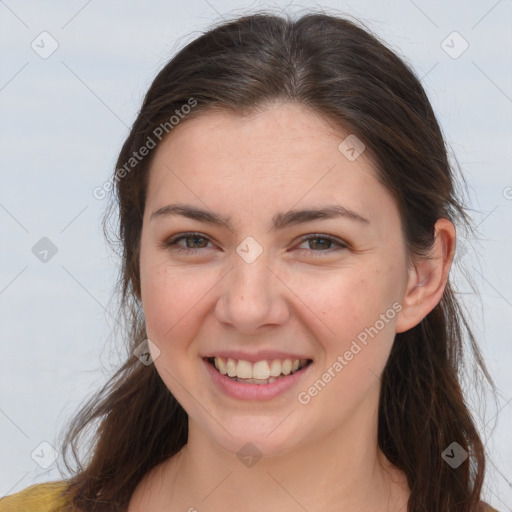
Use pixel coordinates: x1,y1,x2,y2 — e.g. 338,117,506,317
395,218,456,333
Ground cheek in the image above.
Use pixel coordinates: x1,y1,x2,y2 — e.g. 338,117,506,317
302,265,396,331
141,265,205,346
302,266,399,372
141,260,229,372
299,278,398,416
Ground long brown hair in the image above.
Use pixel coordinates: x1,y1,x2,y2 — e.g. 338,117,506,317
59,11,496,511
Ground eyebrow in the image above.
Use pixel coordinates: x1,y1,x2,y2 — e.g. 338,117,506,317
150,203,369,230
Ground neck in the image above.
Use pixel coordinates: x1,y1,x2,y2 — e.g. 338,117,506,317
164,404,409,511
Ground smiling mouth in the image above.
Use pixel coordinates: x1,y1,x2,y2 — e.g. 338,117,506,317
205,356,313,385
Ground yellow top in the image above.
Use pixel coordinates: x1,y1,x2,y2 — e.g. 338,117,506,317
0,482,70,512
0,481,501,511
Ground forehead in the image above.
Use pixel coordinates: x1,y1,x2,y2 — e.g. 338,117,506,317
153,103,366,169
145,103,395,227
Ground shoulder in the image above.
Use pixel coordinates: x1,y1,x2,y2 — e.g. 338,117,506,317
0,481,72,512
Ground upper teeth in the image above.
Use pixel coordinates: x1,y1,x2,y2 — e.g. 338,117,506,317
213,357,308,380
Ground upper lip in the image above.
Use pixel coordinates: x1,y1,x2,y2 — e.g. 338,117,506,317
202,350,312,362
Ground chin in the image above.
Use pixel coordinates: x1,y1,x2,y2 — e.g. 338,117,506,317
207,416,302,460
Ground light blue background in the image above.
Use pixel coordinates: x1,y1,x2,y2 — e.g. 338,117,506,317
1,1,511,509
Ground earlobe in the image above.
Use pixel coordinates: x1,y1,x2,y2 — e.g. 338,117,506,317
395,218,456,334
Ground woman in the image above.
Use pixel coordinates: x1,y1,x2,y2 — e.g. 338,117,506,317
0,11,499,512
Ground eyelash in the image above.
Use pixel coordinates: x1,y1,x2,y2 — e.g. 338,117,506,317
162,232,348,257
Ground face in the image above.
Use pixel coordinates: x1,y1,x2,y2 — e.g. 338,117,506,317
139,102,411,457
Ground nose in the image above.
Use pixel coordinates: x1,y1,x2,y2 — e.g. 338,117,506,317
214,250,290,333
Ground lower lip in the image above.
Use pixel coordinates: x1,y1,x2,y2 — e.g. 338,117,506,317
203,358,313,401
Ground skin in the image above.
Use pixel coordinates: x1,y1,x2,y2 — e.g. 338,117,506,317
129,102,455,511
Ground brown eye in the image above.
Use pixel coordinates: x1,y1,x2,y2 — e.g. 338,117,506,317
163,233,214,254
296,234,348,256
182,235,209,249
